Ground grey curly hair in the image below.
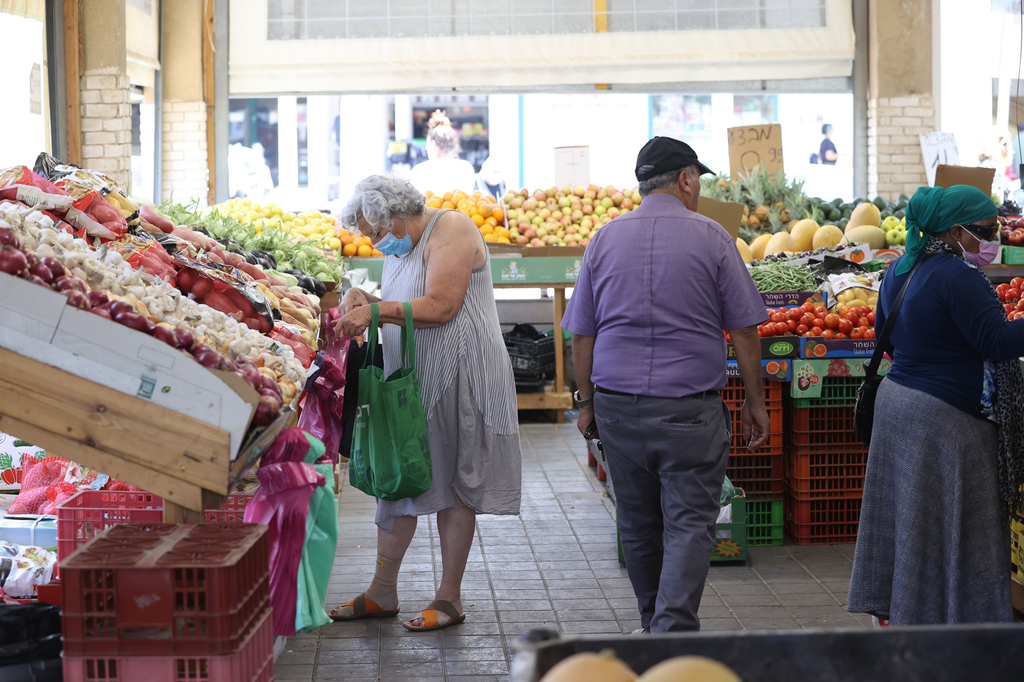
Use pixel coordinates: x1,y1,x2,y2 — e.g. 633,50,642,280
341,175,426,232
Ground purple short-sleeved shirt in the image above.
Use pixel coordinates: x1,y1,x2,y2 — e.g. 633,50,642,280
562,193,766,397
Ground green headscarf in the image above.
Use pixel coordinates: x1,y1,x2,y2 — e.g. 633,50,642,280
895,184,998,275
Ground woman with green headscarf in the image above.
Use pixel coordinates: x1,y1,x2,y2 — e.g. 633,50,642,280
847,184,1024,625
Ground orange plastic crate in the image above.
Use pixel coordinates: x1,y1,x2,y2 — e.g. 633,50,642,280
784,448,868,499
61,523,269,657
724,378,784,499
63,607,273,682
786,405,868,451
784,488,862,545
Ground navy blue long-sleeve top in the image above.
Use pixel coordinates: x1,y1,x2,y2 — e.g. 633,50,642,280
880,253,1024,418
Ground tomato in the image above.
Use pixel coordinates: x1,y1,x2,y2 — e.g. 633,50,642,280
800,314,815,327
838,319,854,334
760,324,774,337
812,317,826,329
771,313,787,323
810,326,824,336
788,308,804,322
850,327,864,339
857,316,870,328
1016,300,1024,312
815,306,828,318
796,324,809,335
774,322,790,336
997,283,1010,296
859,306,872,316
834,332,848,340
864,328,875,339
1011,277,1024,289
845,311,860,324
802,302,817,313
867,311,876,325
837,306,850,317
786,319,798,332
824,313,840,329
1007,303,1017,315
821,329,834,339
1012,311,1022,321
1005,288,1021,302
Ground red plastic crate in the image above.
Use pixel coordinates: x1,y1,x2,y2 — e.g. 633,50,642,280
63,607,273,682
724,378,784,500
785,405,867,450
784,488,862,545
61,523,269,657
784,448,868,499
57,491,254,564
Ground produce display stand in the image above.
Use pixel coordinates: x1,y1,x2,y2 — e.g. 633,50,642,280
0,344,290,522
344,255,578,421
981,264,1024,284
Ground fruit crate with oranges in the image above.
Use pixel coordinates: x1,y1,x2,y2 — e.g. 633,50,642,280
338,231,384,258
424,190,510,244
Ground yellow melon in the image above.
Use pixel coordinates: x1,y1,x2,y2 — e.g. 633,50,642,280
638,656,741,682
540,652,638,682
748,233,772,260
735,238,752,263
812,225,844,249
848,202,881,229
764,231,796,257
789,219,819,252
841,224,887,250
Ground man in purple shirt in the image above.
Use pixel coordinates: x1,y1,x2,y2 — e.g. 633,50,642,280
561,137,769,633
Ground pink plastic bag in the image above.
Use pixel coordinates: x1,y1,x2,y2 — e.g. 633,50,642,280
244,430,327,637
7,457,72,514
297,338,350,464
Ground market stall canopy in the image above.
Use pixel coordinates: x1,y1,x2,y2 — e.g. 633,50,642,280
0,0,43,22
229,0,855,95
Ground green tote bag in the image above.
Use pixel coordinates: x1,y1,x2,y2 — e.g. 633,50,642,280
349,302,433,501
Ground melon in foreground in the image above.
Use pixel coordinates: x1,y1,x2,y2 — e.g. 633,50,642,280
789,218,819,252
540,651,637,682
848,202,882,229
812,225,844,249
842,224,887,250
638,656,741,682
748,233,771,260
735,238,752,263
764,231,796,257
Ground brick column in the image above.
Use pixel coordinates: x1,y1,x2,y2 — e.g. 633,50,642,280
161,101,209,202
867,94,937,199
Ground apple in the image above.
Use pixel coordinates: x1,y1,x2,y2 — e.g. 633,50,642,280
525,210,537,219
566,225,578,235
510,197,523,209
611,192,624,206
1009,229,1024,247
581,197,593,206
560,216,572,226
560,185,572,196
601,197,614,208
534,191,547,203
584,190,597,200
588,184,599,194
516,235,529,245
537,226,549,237
594,205,607,216
582,204,594,215
566,240,578,247
597,190,608,200
621,198,634,210
581,217,594,229
570,201,582,211
573,186,586,197
529,238,543,246
559,197,571,208
523,227,537,239
631,191,641,203
571,209,583,222
580,238,590,246
546,187,557,198
607,208,620,219
523,198,537,211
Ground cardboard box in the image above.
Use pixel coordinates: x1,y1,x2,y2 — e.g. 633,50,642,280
934,164,995,195
760,291,824,308
697,196,745,240
726,358,792,382
791,358,890,400
727,337,799,361
0,515,57,552
0,272,68,343
800,336,876,359
871,246,905,264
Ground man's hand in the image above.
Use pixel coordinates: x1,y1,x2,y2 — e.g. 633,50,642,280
740,400,770,451
577,404,598,440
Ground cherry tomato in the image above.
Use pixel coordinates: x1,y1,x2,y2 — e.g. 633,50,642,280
850,327,864,339
800,314,815,327
796,324,809,335
825,313,840,329
858,316,870,328
834,332,848,340
810,326,824,336
774,322,790,336
812,317,826,329
864,328,875,339
1011,277,1024,289
771,313,787,323
1012,312,1022,321
802,302,817,313
786,319,799,332
838,319,854,334
821,329,834,340
788,308,804,322
867,311,876,325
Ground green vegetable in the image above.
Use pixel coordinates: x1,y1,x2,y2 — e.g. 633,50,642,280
748,263,816,293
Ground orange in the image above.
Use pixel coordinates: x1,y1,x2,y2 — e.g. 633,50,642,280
342,243,358,257
496,227,510,239
477,204,492,218
424,190,434,198
359,236,373,247
491,208,504,222
441,201,454,209
765,361,779,375
371,249,383,256
356,244,373,257
480,223,494,235
341,234,353,245
497,236,511,244
484,195,496,203
813,344,828,358
472,214,485,227
483,233,497,242
485,216,498,227
442,192,453,202
426,197,442,209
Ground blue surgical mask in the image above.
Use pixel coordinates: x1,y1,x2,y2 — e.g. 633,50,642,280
374,219,414,257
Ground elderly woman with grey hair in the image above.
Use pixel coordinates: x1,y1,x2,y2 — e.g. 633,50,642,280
330,174,522,631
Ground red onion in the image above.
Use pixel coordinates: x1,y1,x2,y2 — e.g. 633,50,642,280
23,251,39,269
189,343,213,357
259,375,281,396
39,256,65,280
63,290,91,310
194,350,227,370
113,310,155,334
0,228,19,249
173,328,195,350
87,290,110,307
252,395,281,426
54,275,85,293
108,300,135,317
91,307,112,320
28,262,54,284
152,325,181,348
258,387,281,400
233,363,262,390
0,248,28,275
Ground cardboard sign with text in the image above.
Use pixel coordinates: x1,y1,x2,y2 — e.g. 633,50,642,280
697,196,745,239
934,164,995,196
554,146,590,188
919,132,959,186
727,124,784,177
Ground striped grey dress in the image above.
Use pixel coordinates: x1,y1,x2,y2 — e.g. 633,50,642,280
375,209,522,532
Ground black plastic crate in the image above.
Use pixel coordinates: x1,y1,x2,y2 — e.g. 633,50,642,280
504,324,555,379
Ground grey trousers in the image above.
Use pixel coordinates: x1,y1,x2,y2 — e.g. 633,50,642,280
594,391,732,632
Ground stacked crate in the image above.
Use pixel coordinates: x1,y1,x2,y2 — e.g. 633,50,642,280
722,377,785,547
783,376,866,544
60,523,273,682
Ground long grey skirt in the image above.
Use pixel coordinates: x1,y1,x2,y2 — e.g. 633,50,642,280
847,378,1012,624
375,358,522,532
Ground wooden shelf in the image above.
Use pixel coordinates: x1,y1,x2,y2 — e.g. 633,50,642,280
516,390,573,411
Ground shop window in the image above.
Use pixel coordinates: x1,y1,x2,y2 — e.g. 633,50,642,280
734,95,777,126
0,11,49,168
652,95,713,138
297,97,308,188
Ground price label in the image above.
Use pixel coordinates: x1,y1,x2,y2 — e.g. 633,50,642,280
727,124,784,177
919,132,959,187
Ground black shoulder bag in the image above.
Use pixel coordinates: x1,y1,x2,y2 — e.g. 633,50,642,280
853,254,931,446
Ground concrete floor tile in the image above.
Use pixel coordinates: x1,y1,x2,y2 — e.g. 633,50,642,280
557,608,615,621
496,599,554,610
719,593,782,607
380,661,446,676
379,648,442,663
699,617,744,631
444,647,509,662
272,665,315,681
441,634,505,648
498,609,558,623
559,620,623,634
276,650,318,666
313,663,379,679
445,660,510,676
739,617,802,630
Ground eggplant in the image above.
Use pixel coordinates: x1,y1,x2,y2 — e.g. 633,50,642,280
251,250,278,270
245,252,260,266
217,238,243,251
255,255,276,271
193,226,212,237
311,277,327,297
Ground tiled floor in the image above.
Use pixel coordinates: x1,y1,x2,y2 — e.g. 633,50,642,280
275,424,868,682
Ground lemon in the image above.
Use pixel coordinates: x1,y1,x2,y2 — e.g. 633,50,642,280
283,212,295,222
293,217,306,227
328,237,341,250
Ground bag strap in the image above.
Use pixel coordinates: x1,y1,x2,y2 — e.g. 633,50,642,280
363,303,380,369
399,301,415,369
865,253,932,380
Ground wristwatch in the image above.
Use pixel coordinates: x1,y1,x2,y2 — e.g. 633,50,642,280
573,389,594,407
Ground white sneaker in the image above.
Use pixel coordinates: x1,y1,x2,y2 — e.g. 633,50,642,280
631,627,649,635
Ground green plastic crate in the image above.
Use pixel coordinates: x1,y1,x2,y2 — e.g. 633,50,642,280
615,494,749,564
788,376,862,407
746,498,784,547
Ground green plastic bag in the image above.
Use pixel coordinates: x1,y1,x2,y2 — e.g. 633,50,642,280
295,438,337,632
349,302,432,501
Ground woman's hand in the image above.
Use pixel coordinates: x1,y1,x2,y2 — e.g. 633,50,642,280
336,305,373,338
340,287,370,315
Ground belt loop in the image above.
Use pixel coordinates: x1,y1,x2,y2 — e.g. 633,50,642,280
632,394,639,403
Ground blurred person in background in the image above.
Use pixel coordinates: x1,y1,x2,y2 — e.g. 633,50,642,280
978,130,1016,200
408,111,477,196
476,155,506,200
819,124,838,165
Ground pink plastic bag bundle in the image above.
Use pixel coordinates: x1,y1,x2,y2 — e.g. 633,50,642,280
297,338,350,464
244,429,326,637
7,457,72,514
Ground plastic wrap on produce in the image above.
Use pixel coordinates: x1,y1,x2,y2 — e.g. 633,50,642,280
0,166,73,212
173,254,275,333
0,541,56,598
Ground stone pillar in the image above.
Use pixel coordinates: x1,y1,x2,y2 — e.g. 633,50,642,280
161,0,208,203
867,0,937,200
79,0,132,187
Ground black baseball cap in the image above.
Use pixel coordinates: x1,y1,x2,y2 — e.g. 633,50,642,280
635,137,713,181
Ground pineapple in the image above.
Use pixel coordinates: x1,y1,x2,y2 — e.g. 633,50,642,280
766,206,785,234
747,215,761,229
